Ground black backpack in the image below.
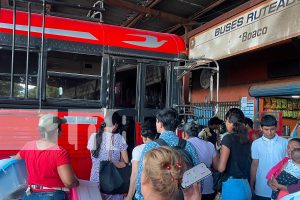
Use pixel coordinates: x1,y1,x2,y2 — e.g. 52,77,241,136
155,138,194,170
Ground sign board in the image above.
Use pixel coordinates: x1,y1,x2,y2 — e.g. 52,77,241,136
189,0,300,60
241,96,248,109
64,116,98,124
241,99,255,120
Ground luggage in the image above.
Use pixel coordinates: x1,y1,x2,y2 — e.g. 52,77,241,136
70,179,102,200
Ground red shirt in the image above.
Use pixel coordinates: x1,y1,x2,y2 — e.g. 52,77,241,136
19,140,70,187
248,129,256,142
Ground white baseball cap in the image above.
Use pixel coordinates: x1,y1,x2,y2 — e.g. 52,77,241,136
38,114,67,133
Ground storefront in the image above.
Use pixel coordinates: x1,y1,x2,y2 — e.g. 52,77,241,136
187,0,300,134
249,78,300,136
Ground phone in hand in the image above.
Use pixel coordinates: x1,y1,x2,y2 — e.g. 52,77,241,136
181,163,212,189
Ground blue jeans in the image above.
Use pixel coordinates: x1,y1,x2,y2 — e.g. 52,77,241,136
22,190,67,200
222,178,251,200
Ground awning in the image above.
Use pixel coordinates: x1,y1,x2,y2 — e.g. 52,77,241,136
249,78,300,97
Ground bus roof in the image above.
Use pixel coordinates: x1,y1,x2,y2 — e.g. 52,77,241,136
0,8,186,59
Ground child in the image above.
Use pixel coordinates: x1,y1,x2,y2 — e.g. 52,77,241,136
270,148,300,199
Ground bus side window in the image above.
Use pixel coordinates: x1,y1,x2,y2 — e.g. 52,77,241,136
46,51,102,101
145,66,166,109
0,49,38,98
115,68,136,108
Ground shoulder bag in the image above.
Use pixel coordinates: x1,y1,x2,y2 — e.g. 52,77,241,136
99,134,131,195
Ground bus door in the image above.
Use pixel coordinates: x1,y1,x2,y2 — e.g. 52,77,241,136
110,56,175,150
109,56,137,157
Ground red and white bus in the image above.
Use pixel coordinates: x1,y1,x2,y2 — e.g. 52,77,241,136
0,2,187,179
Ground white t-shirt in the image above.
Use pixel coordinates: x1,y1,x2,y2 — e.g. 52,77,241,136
87,132,97,150
131,144,146,162
251,134,288,198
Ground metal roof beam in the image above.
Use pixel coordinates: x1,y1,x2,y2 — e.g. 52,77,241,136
105,0,193,24
122,0,162,28
189,0,227,21
185,0,267,38
167,0,226,33
16,0,104,12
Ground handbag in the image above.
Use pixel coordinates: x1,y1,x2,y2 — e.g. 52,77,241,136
99,134,131,195
213,172,222,200
213,172,223,192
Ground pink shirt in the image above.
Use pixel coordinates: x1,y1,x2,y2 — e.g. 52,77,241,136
266,157,289,180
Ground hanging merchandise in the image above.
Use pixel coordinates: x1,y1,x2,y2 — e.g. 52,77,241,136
263,97,300,119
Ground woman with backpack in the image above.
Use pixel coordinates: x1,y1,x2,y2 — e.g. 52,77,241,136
87,111,129,200
217,108,252,200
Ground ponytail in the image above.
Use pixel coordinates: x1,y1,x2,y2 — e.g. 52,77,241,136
233,121,249,144
91,122,106,158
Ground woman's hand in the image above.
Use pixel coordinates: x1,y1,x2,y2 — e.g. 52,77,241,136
113,161,126,168
271,178,288,191
268,176,279,191
268,181,278,191
183,183,201,200
124,196,132,200
14,153,22,160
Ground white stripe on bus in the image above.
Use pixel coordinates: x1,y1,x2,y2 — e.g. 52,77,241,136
0,22,98,41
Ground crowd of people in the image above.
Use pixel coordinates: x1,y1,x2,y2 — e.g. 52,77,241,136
14,107,300,200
